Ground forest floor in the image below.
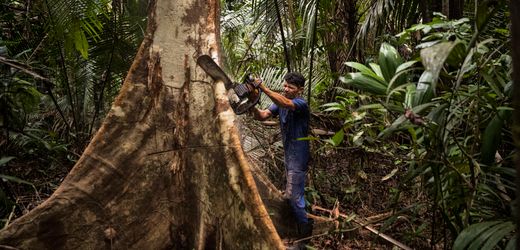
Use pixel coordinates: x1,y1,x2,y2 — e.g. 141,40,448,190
304,148,427,250
2,114,431,249
242,115,432,250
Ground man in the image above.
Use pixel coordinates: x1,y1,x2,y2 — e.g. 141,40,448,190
251,72,313,237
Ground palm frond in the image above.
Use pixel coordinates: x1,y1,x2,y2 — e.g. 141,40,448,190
45,0,110,58
356,0,420,52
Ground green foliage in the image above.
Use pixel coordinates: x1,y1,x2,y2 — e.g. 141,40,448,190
45,0,110,59
0,78,43,129
320,89,385,148
221,0,333,107
481,110,511,165
328,5,514,248
0,0,147,226
340,42,418,106
223,1,514,248
453,221,515,250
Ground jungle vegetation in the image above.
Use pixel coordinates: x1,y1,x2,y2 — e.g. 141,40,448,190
0,0,516,248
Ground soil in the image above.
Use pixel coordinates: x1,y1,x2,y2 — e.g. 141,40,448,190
1,114,431,249
241,115,432,249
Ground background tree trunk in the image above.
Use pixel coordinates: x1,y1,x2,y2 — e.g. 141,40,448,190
443,0,464,19
324,0,358,102
0,0,286,248
509,0,520,248
420,0,432,22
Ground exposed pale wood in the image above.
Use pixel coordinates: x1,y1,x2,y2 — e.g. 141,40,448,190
0,0,285,249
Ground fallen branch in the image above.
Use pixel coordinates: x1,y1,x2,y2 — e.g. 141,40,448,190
0,56,52,84
312,205,412,250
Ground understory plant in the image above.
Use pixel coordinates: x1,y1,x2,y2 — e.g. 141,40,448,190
329,5,514,248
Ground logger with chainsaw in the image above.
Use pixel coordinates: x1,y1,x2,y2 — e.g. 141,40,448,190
196,56,313,238
250,72,313,238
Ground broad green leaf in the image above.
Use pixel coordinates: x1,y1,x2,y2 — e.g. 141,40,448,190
446,41,467,67
351,112,366,121
453,221,502,250
404,84,416,108
0,174,33,186
480,222,515,250
484,165,516,178
341,74,387,95
505,81,513,98
416,40,440,49
482,72,505,98
505,236,516,250
387,67,417,93
369,63,384,79
420,41,459,94
321,103,340,107
18,86,42,113
467,221,514,250
331,129,345,146
345,62,382,81
73,27,89,59
352,131,364,145
481,110,510,165
476,38,496,54
452,17,470,26
357,103,385,111
454,48,475,90
477,183,502,201
497,107,514,111
0,157,15,167
378,43,402,83
323,106,344,112
379,115,407,138
414,71,434,106
386,82,412,104
395,60,418,74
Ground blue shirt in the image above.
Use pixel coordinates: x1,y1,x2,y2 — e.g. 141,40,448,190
268,97,310,171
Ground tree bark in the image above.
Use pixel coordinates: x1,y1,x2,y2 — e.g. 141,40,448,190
324,0,358,102
0,0,286,248
449,0,464,19
420,0,432,22
443,0,464,19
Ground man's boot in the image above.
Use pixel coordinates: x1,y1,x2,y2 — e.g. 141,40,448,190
298,218,314,238
286,219,314,250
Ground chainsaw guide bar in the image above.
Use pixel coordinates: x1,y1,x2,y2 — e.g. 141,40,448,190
197,55,261,115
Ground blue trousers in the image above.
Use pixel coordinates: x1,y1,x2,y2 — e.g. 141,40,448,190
285,168,308,224
283,140,310,224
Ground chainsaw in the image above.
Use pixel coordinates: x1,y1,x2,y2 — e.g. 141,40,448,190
197,55,261,115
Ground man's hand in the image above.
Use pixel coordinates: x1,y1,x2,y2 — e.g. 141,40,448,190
258,81,296,110
253,77,263,88
250,107,272,121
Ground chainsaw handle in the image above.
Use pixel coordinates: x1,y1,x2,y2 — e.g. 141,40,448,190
252,78,262,88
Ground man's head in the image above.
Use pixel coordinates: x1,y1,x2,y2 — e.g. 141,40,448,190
283,72,305,99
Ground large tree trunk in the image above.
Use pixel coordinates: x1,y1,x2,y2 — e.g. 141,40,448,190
0,0,287,248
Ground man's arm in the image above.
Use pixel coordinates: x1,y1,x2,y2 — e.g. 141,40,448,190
250,107,272,121
259,83,296,110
